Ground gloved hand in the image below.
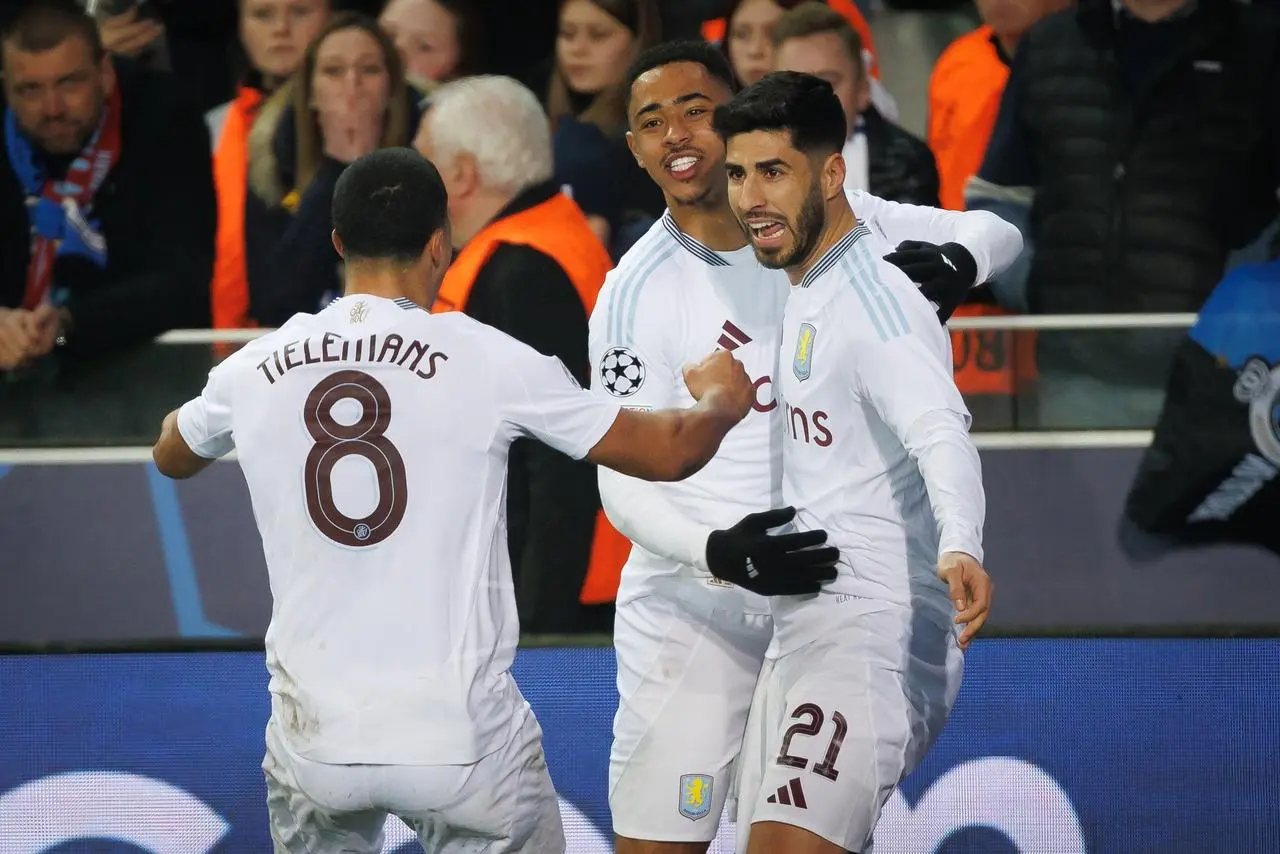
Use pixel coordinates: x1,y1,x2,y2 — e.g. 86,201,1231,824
706,506,839,596
883,240,977,322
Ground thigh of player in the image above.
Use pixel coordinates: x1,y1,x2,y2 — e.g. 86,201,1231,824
737,609,963,854
610,593,774,842
397,707,566,854
263,718,388,854
264,700,565,854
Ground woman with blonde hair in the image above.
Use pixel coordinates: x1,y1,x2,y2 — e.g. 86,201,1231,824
225,12,419,329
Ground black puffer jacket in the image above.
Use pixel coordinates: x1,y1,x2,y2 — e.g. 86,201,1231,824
864,106,941,207
1018,0,1279,386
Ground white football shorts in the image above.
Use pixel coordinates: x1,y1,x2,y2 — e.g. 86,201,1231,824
263,690,564,854
610,592,773,842
735,605,963,853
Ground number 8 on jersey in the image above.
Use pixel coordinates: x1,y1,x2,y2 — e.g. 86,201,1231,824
303,370,408,547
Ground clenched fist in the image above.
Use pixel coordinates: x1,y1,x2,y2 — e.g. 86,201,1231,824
682,350,754,421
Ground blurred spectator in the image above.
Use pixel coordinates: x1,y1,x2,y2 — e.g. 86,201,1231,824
414,75,615,633
0,0,213,367
208,0,329,331
928,0,1069,211
208,0,328,146
547,0,665,258
966,0,1280,429
378,0,484,94
773,2,938,204
84,0,167,70
224,12,418,328
710,0,897,118
82,1,244,114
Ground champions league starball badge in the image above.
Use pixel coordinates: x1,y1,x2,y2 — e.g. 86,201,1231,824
600,346,646,397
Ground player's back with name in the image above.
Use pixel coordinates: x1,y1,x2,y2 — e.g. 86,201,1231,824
252,325,450,386
216,297,615,766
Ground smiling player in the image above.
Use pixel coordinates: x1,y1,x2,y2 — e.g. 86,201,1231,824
591,42,1019,854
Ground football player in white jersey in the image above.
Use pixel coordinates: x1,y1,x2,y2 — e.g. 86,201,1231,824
717,73,995,854
594,42,1020,854
149,148,761,854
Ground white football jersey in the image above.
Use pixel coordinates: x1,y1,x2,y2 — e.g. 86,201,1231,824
773,223,985,656
589,212,787,614
177,294,620,765
590,200,1013,615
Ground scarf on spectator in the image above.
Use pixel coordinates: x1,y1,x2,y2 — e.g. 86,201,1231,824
3,85,122,309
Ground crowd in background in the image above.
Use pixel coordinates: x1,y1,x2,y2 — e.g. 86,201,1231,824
2,0,1278,631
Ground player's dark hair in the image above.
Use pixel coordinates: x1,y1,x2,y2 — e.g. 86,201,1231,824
331,148,448,265
712,71,847,155
1,0,104,61
626,40,740,98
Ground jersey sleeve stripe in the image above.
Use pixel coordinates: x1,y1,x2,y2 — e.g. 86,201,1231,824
620,245,680,347
605,226,669,344
840,255,894,342
852,239,910,338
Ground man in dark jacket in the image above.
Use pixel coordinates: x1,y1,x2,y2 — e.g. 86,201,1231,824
772,1,941,206
0,0,214,370
966,0,1280,428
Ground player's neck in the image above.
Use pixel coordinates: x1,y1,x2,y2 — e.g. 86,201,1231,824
785,203,858,286
343,265,420,306
667,196,749,253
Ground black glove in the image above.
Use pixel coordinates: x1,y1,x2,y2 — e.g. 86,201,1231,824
883,240,978,322
705,507,839,596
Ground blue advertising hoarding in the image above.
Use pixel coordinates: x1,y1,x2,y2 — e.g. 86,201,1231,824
1,450,1278,646
1,640,1277,852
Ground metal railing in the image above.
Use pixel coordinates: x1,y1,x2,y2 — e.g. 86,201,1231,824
151,312,1199,345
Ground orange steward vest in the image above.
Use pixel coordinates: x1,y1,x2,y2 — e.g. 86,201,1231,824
927,26,1008,211
949,303,1038,396
210,86,263,330
433,191,631,605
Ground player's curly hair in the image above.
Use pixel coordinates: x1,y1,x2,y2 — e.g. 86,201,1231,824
712,71,847,156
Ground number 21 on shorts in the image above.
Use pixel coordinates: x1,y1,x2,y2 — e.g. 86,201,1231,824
303,370,408,547
778,702,847,781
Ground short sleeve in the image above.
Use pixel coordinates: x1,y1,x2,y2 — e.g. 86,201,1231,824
176,363,236,460
587,264,680,411
503,346,622,460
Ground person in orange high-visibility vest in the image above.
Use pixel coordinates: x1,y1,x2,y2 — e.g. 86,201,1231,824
415,74,630,631
208,0,329,331
927,0,1071,211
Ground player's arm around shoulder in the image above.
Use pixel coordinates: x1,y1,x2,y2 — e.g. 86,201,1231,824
153,354,240,480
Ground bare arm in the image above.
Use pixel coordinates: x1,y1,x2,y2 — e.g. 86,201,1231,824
586,386,745,482
152,409,217,479
153,364,236,479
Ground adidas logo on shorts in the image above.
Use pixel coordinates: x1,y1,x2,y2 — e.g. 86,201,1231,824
766,777,807,809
